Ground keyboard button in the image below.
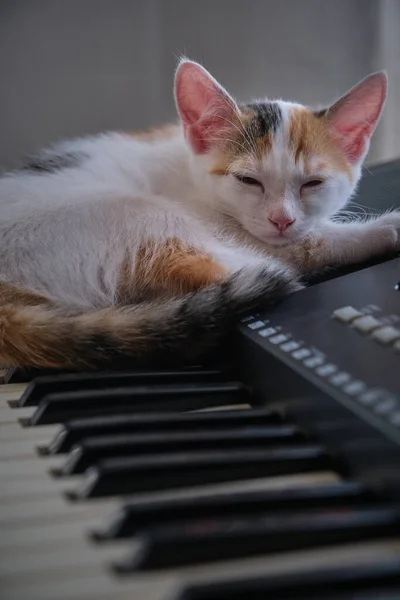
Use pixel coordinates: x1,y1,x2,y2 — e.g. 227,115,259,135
269,334,288,345
316,364,337,377
258,327,276,338
343,381,367,396
72,445,329,498
292,348,312,360
247,320,266,330
352,315,381,334
304,356,324,368
333,306,362,323
358,388,387,405
372,326,400,345
373,396,398,416
330,372,351,386
280,341,300,353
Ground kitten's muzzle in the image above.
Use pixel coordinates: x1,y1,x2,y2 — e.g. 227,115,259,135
268,216,296,234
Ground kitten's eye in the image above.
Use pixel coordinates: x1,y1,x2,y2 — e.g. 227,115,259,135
302,179,324,190
234,174,263,188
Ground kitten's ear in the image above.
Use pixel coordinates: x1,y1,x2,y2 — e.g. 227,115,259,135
175,59,239,154
324,72,387,164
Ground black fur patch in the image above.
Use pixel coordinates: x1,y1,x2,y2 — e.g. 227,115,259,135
21,150,86,174
313,107,329,118
244,102,282,138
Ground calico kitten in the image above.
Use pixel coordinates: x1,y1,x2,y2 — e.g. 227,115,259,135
0,60,398,369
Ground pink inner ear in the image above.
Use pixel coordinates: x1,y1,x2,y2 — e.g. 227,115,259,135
175,61,237,154
327,72,387,164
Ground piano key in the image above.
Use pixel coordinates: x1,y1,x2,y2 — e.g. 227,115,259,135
17,369,224,407
95,480,371,540
71,445,330,498
46,407,283,454
0,563,177,600
0,421,58,443
118,505,400,571
61,425,305,474
0,382,27,400
0,404,35,424
0,510,117,553
29,381,249,425
2,472,339,531
0,454,63,480
0,535,129,578
0,437,56,460
0,475,78,504
177,554,400,599
0,494,115,528
2,539,400,600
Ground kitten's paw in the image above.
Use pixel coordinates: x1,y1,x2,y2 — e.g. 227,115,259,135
368,211,400,251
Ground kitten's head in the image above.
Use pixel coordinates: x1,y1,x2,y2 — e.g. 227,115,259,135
175,59,387,247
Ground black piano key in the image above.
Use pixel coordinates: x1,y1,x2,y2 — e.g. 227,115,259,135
46,407,283,454
29,381,248,425
18,369,223,407
4,366,68,384
70,445,329,498
61,425,305,474
94,480,373,540
176,559,400,600
115,505,400,571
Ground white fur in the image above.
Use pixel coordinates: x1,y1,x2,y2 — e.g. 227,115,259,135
0,62,398,310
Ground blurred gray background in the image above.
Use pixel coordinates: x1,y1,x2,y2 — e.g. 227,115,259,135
1,0,399,168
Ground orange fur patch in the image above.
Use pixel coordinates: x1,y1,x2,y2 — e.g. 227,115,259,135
209,107,273,176
290,234,326,270
133,238,227,297
129,124,179,142
0,282,50,306
0,283,64,368
289,108,352,179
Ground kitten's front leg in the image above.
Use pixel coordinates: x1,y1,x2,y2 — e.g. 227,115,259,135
291,212,400,272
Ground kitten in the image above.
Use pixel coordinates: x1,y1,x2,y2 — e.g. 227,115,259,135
0,59,398,370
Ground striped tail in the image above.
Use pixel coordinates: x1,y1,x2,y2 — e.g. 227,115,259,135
0,265,301,370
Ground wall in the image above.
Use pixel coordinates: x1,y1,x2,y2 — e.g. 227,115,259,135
0,0,397,168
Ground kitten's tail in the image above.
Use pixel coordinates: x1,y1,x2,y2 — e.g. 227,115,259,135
0,265,301,370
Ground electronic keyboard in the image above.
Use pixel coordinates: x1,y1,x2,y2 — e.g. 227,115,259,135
1,256,400,600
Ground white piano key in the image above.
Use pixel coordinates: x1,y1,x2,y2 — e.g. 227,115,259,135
0,438,52,459
0,404,35,423
0,536,131,575
0,493,115,528
0,510,118,551
0,421,58,442
0,568,178,600
0,455,63,479
0,383,28,398
0,534,130,576
0,475,75,504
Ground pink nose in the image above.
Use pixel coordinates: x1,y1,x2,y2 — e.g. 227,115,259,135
269,217,295,233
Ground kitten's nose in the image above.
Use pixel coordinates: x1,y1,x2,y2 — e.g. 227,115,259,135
269,217,295,233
